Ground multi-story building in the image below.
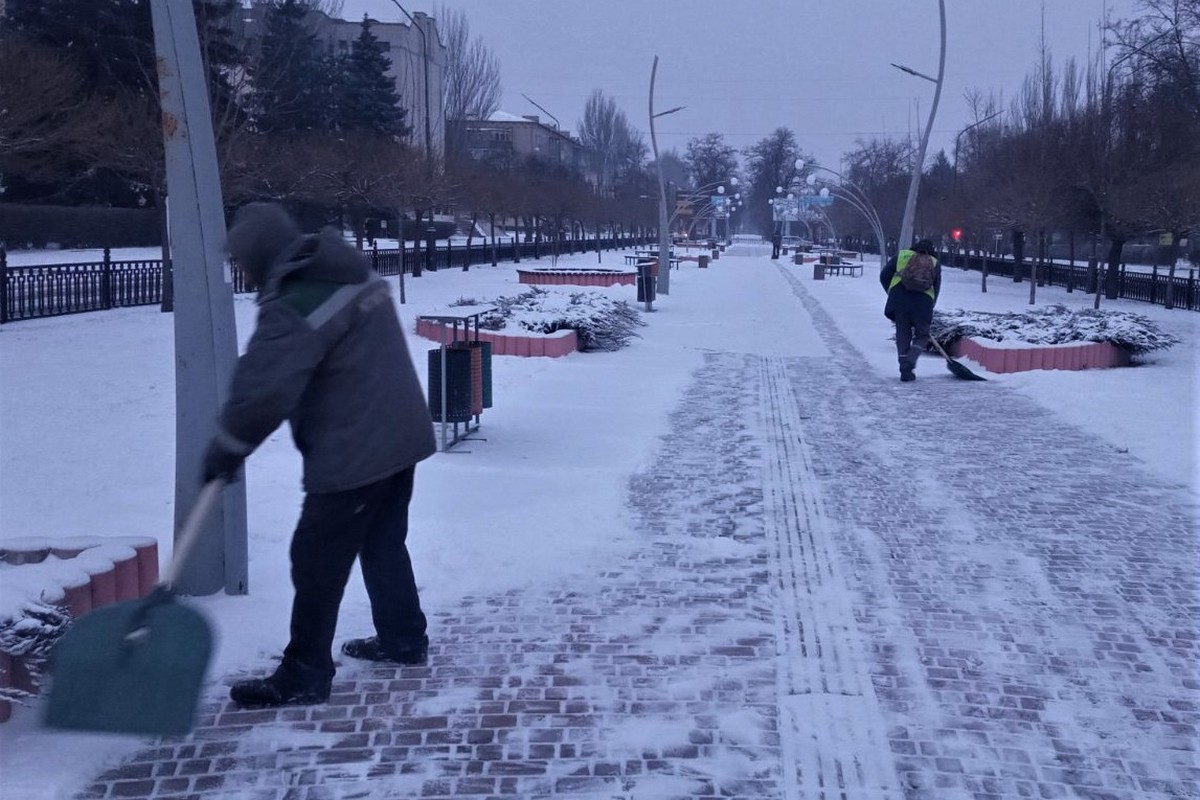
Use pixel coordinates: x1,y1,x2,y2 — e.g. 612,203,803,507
234,2,447,158
463,113,588,175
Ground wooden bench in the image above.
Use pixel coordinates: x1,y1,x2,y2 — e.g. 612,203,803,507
830,263,863,277
624,254,681,270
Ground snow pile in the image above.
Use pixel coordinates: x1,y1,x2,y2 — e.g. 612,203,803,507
451,286,645,351
932,304,1181,354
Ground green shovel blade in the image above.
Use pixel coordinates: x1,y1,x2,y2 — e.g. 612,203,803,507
44,596,213,737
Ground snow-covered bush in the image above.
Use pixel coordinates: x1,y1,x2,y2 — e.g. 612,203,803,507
931,305,1180,354
0,600,70,704
450,287,645,351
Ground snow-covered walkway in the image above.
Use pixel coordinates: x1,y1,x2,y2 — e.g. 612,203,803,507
69,257,1198,799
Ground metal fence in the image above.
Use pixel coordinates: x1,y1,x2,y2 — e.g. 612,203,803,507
0,234,653,324
942,251,1199,312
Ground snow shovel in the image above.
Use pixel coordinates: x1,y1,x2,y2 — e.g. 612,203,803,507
43,480,224,736
929,337,987,381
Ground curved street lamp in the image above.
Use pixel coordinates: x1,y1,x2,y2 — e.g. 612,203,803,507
387,1,432,168
649,55,686,299
671,178,738,238
798,159,888,270
892,0,946,249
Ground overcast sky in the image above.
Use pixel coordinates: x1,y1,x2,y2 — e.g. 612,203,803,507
341,0,1139,172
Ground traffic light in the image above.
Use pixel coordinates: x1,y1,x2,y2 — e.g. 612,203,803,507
951,228,963,242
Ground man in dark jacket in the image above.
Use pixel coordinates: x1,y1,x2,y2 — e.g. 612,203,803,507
771,229,782,259
205,203,437,707
879,239,942,382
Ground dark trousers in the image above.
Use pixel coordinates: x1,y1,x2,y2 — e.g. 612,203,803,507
283,467,426,673
894,311,930,369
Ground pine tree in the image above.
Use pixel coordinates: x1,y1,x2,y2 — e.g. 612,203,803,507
250,0,334,134
333,16,409,138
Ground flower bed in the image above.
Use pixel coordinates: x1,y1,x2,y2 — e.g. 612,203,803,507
414,318,579,358
516,267,636,287
950,337,1131,373
0,537,159,722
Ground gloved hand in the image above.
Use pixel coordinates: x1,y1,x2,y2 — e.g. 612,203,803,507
202,439,245,485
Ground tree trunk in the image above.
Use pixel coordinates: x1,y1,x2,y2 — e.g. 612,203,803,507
489,212,498,267
1067,231,1075,292
1164,231,1182,310
1104,236,1125,300
1029,229,1042,305
1012,229,1025,283
412,209,425,277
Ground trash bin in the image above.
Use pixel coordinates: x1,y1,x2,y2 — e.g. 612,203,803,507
813,264,826,280
636,260,657,302
427,347,473,422
698,254,710,269
710,249,719,261
793,253,803,266
451,341,484,415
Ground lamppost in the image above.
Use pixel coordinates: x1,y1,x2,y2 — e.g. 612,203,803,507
388,1,432,165
891,0,946,249
649,55,685,299
953,111,1002,175
798,159,888,270
674,179,738,240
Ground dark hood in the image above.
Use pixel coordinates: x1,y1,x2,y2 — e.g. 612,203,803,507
272,227,371,285
226,202,302,285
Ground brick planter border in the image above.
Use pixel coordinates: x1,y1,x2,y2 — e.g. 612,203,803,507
516,268,635,287
414,319,578,358
950,336,1131,374
0,537,158,721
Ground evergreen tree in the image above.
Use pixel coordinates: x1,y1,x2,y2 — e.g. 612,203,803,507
2,0,155,98
333,16,409,137
250,0,334,134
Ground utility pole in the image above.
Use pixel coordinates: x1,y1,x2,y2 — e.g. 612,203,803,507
149,0,248,596
389,2,432,167
894,0,946,249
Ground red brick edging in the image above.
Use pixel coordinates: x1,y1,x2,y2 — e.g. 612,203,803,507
950,336,1131,373
516,269,635,287
414,319,579,358
0,537,159,722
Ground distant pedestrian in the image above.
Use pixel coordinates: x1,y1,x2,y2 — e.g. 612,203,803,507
880,239,942,382
771,230,782,259
205,202,437,708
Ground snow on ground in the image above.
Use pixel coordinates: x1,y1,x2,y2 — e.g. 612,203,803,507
0,244,1195,799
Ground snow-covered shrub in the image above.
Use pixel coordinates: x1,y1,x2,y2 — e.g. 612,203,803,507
450,287,645,351
931,305,1180,354
0,600,70,704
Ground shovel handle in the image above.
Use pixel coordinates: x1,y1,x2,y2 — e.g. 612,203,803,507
929,336,953,361
164,479,226,590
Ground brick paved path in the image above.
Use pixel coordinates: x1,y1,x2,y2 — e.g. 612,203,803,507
79,264,1198,799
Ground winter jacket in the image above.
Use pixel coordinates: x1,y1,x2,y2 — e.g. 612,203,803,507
217,227,436,493
880,249,941,324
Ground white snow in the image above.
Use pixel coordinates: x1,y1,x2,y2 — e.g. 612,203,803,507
0,244,1195,799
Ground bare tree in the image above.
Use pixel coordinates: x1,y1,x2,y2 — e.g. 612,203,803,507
684,133,739,190
576,90,644,198
0,39,111,184
436,4,502,162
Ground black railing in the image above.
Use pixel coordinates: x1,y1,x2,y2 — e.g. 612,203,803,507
0,234,654,324
941,251,1198,312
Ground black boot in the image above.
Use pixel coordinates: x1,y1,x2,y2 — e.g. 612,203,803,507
341,635,428,665
899,357,916,382
230,658,333,708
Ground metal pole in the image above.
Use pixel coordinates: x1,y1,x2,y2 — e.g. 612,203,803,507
897,0,946,249
389,2,432,163
150,0,248,596
649,56,668,300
